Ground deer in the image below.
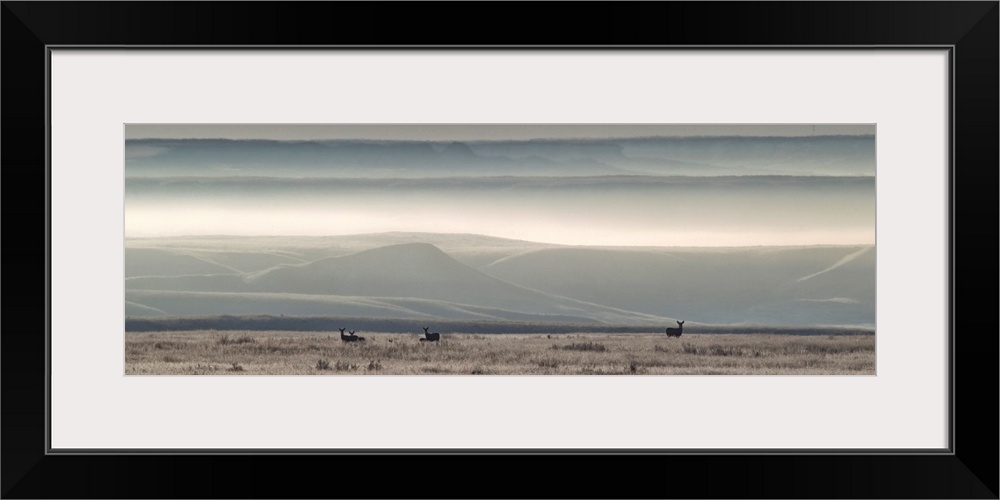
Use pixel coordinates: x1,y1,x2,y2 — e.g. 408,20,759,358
665,320,685,338
420,327,441,342
339,328,362,343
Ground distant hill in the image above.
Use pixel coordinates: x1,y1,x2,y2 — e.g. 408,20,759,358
126,242,675,325
125,232,558,277
123,234,875,327
485,245,875,326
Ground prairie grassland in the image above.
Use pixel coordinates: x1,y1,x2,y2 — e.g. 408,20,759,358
125,331,874,375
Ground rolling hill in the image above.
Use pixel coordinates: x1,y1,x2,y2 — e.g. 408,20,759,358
124,234,875,326
125,242,675,325
484,245,875,326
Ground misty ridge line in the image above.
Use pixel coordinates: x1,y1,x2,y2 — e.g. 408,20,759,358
126,241,684,325
124,174,876,185
124,231,553,243
125,134,876,179
124,231,875,251
124,134,876,143
124,235,875,326
122,238,875,283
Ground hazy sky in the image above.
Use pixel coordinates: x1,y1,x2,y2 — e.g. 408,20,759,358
125,124,875,141
124,125,876,246
126,176,875,245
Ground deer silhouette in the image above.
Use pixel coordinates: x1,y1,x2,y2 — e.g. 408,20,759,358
420,327,441,342
340,328,362,343
665,320,685,338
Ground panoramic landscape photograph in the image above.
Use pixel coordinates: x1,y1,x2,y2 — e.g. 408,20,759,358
124,124,876,375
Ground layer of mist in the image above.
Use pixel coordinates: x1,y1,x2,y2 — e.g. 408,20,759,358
125,135,875,178
123,132,876,327
126,175,875,246
125,234,875,327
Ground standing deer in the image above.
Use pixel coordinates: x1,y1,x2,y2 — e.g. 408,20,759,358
665,320,685,338
420,327,441,342
350,330,366,342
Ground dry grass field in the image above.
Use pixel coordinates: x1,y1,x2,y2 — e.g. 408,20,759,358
125,331,875,375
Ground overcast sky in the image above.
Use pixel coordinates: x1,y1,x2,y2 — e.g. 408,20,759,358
125,124,875,141
124,124,875,246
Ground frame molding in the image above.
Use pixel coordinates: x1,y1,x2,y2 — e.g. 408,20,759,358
3,2,996,498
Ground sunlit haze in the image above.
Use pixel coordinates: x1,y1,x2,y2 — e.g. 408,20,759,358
125,124,876,247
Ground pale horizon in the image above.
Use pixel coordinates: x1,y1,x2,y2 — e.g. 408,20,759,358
123,229,876,248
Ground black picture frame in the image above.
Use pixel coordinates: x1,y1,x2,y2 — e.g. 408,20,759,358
3,2,996,498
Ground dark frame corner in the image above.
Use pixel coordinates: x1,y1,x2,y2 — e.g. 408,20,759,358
2,2,996,498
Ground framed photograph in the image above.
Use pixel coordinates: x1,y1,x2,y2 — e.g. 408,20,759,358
4,2,996,498
122,122,878,378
